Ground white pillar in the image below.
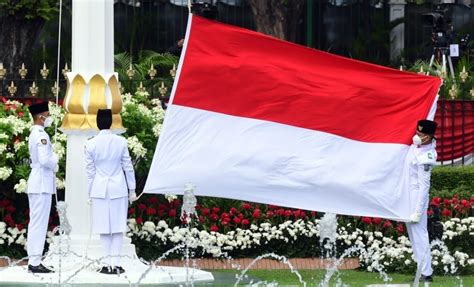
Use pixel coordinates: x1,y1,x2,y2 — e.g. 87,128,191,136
389,0,407,62
47,0,130,268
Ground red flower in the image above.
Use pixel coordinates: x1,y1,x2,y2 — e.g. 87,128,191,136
237,213,244,219
361,217,372,225
461,199,469,208
210,213,219,221
146,207,157,216
441,208,452,217
18,111,24,118
310,211,317,217
277,208,285,216
427,209,433,216
242,203,251,210
199,216,205,224
221,219,229,226
158,203,168,210
4,214,14,225
195,204,201,210
138,203,146,211
241,219,250,225
443,199,451,206
168,209,177,217
171,199,181,208
10,105,17,110
431,197,441,207
1,96,6,103
252,209,261,219
157,209,165,217
201,208,210,216
284,210,292,218
383,220,393,228
220,212,230,219
147,197,159,204
373,217,382,225
5,206,15,213
136,218,143,225
396,223,405,234
128,208,135,215
210,225,219,232
266,211,274,218
293,210,301,218
3,104,10,111
17,224,24,230
229,207,238,215
212,207,220,213
233,217,241,224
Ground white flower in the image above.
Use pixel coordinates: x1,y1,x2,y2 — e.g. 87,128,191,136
0,167,13,181
127,136,147,159
13,140,25,152
165,194,177,202
14,179,28,193
55,177,65,190
0,143,7,154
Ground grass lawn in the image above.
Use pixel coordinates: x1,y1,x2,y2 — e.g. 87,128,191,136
213,269,474,286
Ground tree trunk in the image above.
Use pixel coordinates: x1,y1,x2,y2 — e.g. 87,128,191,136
247,0,305,42
0,16,45,78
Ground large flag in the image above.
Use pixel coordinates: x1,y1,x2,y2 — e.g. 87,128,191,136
144,15,442,221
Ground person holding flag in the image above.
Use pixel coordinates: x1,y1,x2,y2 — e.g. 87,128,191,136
407,119,438,283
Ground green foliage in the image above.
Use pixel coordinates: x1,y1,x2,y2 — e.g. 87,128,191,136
0,0,58,21
407,56,474,99
115,51,179,96
431,166,474,196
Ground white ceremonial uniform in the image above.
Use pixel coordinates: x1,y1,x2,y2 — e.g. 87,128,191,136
85,130,136,234
26,125,58,266
406,141,437,277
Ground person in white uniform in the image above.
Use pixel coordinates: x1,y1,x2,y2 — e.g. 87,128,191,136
26,101,58,273
407,119,438,283
85,109,137,275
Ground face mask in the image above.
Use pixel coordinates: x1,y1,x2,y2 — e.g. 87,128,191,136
412,134,422,145
43,116,53,128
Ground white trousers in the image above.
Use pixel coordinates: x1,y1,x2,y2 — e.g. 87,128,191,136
27,193,52,266
406,210,433,276
100,233,124,267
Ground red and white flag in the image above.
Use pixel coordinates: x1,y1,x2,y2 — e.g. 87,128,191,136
144,15,441,221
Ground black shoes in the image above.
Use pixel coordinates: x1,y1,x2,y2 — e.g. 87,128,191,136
97,265,125,275
420,275,433,282
98,266,114,274
114,266,125,274
28,264,54,273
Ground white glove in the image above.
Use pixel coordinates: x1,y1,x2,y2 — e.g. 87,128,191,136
410,212,422,223
86,198,92,206
129,189,137,203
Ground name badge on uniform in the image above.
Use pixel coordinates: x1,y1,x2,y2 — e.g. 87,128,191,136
424,164,431,171
41,139,47,145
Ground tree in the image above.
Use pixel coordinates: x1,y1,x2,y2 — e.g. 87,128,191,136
0,0,58,77
247,0,305,42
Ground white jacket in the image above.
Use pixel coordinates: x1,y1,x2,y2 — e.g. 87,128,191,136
85,130,136,199
409,141,437,214
27,125,58,194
